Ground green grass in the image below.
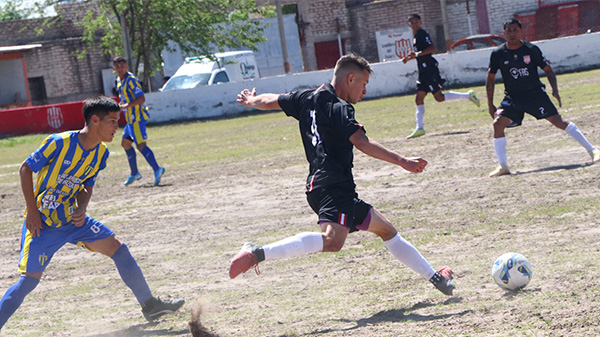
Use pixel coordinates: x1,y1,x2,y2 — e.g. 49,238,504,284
1,68,600,336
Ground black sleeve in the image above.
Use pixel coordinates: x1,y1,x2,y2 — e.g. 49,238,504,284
488,49,500,74
278,90,312,120
531,45,549,69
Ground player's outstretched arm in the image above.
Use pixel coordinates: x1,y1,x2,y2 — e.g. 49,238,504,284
236,88,281,111
350,129,427,173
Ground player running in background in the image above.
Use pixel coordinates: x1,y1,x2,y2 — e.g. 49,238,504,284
113,56,165,186
230,53,455,296
486,18,600,177
0,96,184,331
402,13,480,139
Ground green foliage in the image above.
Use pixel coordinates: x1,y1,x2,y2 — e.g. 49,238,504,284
74,0,270,88
0,0,31,21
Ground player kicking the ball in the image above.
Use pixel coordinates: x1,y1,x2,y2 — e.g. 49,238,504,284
230,53,455,296
0,96,184,332
486,18,600,177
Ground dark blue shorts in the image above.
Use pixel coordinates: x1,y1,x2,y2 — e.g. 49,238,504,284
306,183,373,233
416,63,445,94
17,216,114,273
497,93,559,126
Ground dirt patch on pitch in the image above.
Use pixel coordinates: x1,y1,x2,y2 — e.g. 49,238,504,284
1,107,600,336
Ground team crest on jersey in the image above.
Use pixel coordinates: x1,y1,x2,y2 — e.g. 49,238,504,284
523,55,531,64
83,165,94,176
39,253,48,266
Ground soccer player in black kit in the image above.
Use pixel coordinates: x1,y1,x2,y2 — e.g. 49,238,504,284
402,14,480,139
486,18,599,177
229,53,455,296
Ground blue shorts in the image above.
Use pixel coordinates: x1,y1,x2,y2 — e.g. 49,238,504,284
17,216,114,273
122,120,148,145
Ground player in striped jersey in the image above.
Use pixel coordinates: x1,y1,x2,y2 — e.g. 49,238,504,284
0,96,183,331
113,56,165,186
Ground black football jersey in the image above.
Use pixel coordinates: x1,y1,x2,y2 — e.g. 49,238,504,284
488,41,550,102
413,28,438,71
278,83,364,192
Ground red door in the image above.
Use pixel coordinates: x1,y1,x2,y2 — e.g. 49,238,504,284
315,40,345,70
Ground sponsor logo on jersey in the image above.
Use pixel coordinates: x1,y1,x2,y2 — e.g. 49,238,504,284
523,55,531,64
510,67,530,79
63,159,71,166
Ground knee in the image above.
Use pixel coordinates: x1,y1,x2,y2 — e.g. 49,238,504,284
136,143,146,152
322,238,345,252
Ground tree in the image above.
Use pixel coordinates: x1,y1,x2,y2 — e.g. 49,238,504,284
73,0,270,90
0,0,32,21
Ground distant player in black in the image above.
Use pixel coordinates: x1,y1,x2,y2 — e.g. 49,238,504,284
401,14,480,139
229,53,455,296
486,18,599,177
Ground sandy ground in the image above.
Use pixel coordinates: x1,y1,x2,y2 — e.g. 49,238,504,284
1,95,600,336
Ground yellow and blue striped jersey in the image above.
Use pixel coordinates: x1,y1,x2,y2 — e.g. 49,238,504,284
116,71,150,124
24,131,109,228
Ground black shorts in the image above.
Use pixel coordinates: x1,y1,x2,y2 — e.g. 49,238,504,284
306,183,373,233
416,63,445,93
498,93,559,127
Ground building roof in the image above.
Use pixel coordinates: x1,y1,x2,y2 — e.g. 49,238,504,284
0,44,42,55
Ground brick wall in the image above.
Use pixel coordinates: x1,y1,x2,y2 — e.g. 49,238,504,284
0,2,108,104
347,0,443,62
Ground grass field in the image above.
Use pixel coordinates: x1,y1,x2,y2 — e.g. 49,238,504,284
1,68,600,336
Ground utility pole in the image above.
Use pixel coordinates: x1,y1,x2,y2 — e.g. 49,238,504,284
118,11,133,68
275,0,290,73
439,0,452,51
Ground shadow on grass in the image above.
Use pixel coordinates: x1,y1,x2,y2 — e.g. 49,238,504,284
86,322,190,337
513,162,591,175
294,298,471,336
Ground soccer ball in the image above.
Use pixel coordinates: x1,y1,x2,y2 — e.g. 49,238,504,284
491,252,533,290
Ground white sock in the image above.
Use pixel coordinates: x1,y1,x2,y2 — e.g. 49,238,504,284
384,233,435,280
263,232,323,260
493,137,508,168
444,91,469,101
416,105,425,129
565,122,595,151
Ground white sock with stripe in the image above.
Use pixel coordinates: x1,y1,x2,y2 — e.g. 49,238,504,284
444,91,469,101
263,232,323,260
493,137,509,168
565,122,595,151
416,105,425,129
384,233,436,280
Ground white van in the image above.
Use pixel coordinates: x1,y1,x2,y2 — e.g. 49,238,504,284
160,50,259,91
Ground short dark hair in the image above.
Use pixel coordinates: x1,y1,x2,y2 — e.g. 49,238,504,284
334,52,373,77
408,14,421,21
503,18,522,30
112,56,126,65
82,96,120,124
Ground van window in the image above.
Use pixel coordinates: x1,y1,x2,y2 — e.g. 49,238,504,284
213,71,229,84
162,73,211,91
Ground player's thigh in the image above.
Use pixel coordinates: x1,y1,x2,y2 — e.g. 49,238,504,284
364,208,397,241
319,222,349,252
17,221,70,274
526,94,559,120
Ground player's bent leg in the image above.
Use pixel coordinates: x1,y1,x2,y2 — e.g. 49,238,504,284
0,274,41,329
319,222,349,252
366,208,455,295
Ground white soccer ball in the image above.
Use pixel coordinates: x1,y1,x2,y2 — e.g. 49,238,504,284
491,252,533,290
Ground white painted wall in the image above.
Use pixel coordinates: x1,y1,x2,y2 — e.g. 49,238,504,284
145,32,600,123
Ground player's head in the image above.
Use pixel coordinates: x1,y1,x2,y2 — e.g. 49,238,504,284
503,18,523,43
408,14,422,29
503,18,522,30
82,95,120,125
332,53,372,104
82,96,121,142
112,56,128,77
